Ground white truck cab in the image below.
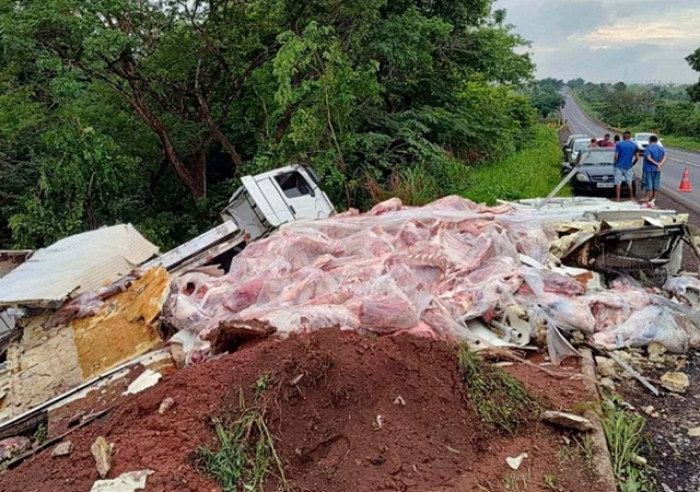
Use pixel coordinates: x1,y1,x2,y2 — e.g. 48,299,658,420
145,165,335,273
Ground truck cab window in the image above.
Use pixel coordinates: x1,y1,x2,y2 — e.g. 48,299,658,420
275,171,313,198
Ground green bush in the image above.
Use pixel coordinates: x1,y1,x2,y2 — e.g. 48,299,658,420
464,125,569,205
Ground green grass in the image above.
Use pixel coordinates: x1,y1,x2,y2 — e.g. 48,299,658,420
458,344,540,434
194,391,287,492
601,397,652,492
661,135,700,153
464,125,571,205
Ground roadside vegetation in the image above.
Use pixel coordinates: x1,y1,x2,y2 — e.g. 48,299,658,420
465,126,570,205
601,397,652,492
458,344,541,434
0,0,565,252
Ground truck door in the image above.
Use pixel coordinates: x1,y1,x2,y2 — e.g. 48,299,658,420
273,170,331,221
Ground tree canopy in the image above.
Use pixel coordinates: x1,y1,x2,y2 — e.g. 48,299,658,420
0,0,535,249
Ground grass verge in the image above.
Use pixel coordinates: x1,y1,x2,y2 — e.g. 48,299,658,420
458,344,540,434
463,125,571,205
193,389,287,492
660,135,700,153
601,397,652,492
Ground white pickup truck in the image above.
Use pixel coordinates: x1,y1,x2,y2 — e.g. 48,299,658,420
143,165,335,273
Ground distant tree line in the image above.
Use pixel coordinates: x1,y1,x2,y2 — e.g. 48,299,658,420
573,81,700,135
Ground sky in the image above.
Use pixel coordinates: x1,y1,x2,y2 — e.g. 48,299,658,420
496,0,700,83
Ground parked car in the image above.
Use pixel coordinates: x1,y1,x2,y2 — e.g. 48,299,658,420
566,138,592,165
562,134,588,157
563,148,637,197
633,132,663,153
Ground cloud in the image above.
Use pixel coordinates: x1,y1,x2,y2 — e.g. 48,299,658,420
574,8,700,48
498,0,699,82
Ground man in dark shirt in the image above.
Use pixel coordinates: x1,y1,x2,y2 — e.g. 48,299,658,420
614,131,639,201
641,135,666,202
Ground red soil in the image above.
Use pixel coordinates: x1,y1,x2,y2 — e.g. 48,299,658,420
0,330,597,492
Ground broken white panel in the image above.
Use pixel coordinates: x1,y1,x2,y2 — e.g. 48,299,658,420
0,225,159,307
90,470,154,492
123,370,162,396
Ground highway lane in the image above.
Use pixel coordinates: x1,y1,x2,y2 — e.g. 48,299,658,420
561,93,700,209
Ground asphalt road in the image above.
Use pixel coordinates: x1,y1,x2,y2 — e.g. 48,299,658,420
561,93,700,210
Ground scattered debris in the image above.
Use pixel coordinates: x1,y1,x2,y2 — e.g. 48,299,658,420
91,436,112,478
647,342,667,364
506,452,528,470
607,351,660,396
375,414,384,430
688,427,700,437
89,470,154,492
51,441,73,457
660,372,689,393
641,406,660,418
542,411,594,432
158,397,175,415
599,377,616,392
632,455,648,466
393,396,406,406
0,436,31,461
595,356,617,377
123,370,162,396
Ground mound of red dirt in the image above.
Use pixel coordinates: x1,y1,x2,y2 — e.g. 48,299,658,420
0,330,596,492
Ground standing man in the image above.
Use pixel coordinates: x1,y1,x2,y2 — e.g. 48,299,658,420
598,134,615,148
614,131,638,201
588,138,598,148
641,135,666,202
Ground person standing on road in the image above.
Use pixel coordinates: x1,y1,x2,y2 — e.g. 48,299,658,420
614,135,621,144
614,131,638,201
598,134,615,148
641,135,666,202
588,138,598,148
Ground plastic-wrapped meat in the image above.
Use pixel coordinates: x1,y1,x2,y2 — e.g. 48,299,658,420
222,276,268,313
518,268,585,297
342,228,395,258
423,196,478,212
591,303,700,353
436,230,493,273
241,303,362,336
540,295,597,334
450,258,521,320
394,221,431,250
664,276,700,305
498,216,551,263
477,203,514,215
584,290,651,330
369,197,404,215
277,270,338,305
335,208,360,217
47,275,137,328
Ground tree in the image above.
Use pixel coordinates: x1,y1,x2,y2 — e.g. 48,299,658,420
566,78,585,89
687,48,700,102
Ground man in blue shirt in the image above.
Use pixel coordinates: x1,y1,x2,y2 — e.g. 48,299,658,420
614,131,639,201
641,135,666,202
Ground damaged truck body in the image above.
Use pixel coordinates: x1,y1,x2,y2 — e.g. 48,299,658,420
145,165,335,273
